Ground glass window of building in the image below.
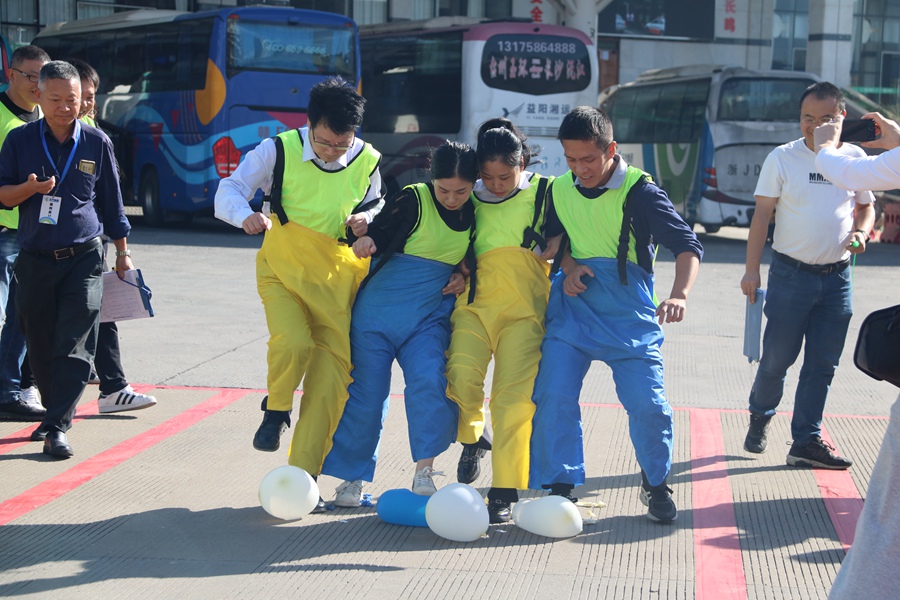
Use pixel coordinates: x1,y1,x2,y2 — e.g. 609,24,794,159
853,0,900,115
772,0,808,71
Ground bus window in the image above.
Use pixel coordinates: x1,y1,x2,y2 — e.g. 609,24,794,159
718,77,812,122
362,32,462,134
632,86,661,142
679,79,710,141
226,19,356,79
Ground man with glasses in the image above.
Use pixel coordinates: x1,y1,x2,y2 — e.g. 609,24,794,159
0,45,49,422
740,81,876,468
215,77,382,511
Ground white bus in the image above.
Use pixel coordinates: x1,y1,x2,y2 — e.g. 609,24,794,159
359,17,599,195
600,64,825,232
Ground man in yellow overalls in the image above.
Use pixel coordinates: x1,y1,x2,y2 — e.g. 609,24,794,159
215,78,382,511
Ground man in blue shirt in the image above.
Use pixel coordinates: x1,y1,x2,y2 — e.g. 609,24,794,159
0,60,132,458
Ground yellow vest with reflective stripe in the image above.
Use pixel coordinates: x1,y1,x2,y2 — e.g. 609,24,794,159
402,183,471,265
277,129,381,240
551,167,647,262
0,100,28,230
472,173,549,257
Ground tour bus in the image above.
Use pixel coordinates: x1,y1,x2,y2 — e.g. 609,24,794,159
600,64,826,232
33,6,360,224
359,17,599,194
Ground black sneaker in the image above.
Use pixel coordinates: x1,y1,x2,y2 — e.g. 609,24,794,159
639,483,677,523
487,498,511,524
786,436,852,469
252,396,291,452
548,483,578,503
744,413,773,454
457,443,487,484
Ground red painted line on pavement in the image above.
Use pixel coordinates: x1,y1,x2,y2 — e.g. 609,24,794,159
690,408,747,600
0,388,248,526
579,403,889,422
0,384,155,455
816,427,864,551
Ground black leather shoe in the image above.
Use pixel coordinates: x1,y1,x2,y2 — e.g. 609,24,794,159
30,424,50,441
487,498,511,524
43,430,73,459
311,497,328,513
457,444,487,484
252,396,291,452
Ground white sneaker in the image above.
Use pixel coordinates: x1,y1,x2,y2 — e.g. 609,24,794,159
20,386,42,409
334,480,364,507
98,385,157,414
412,466,443,496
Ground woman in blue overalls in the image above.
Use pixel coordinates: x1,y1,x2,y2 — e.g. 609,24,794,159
321,141,477,506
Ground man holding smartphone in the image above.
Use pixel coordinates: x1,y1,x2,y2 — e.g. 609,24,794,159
740,81,876,468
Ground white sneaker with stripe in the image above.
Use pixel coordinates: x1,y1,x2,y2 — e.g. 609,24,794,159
98,385,157,414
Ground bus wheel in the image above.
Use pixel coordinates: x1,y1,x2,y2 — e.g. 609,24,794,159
139,170,164,227
701,223,721,234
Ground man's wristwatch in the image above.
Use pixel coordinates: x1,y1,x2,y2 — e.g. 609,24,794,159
853,229,870,243
115,249,131,257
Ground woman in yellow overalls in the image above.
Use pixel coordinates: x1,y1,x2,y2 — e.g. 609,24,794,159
447,118,556,523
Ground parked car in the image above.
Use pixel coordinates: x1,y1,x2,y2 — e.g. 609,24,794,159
645,16,665,35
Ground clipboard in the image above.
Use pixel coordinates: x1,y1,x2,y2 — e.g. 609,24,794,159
743,289,765,363
100,269,153,323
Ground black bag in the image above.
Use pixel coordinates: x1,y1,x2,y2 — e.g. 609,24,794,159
854,304,900,388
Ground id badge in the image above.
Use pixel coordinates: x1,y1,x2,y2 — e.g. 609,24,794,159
39,195,61,225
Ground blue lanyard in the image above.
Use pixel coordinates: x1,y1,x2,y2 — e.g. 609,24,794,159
40,120,81,193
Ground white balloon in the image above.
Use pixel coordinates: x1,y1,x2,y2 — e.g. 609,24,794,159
258,465,319,520
425,483,489,542
512,496,582,538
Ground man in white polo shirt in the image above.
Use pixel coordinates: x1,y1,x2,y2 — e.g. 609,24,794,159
740,81,875,468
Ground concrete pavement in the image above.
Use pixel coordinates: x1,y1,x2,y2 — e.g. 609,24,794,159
0,224,897,599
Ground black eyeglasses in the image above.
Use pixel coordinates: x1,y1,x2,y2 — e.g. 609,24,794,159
12,68,39,84
310,128,354,152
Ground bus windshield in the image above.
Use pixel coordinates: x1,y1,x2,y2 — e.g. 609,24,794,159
481,33,591,96
226,19,356,79
718,77,814,122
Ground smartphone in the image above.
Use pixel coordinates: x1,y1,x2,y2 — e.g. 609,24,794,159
36,176,50,182
840,118,877,143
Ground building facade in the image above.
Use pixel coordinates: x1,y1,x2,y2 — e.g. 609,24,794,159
2,0,897,113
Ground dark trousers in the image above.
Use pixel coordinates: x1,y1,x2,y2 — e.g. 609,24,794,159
95,238,128,395
96,321,127,395
16,242,103,433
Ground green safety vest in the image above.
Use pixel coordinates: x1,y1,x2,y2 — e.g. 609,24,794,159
0,100,28,230
402,183,471,266
550,166,649,263
270,129,381,240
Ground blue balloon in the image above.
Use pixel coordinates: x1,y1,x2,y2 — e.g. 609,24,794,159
376,489,429,527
